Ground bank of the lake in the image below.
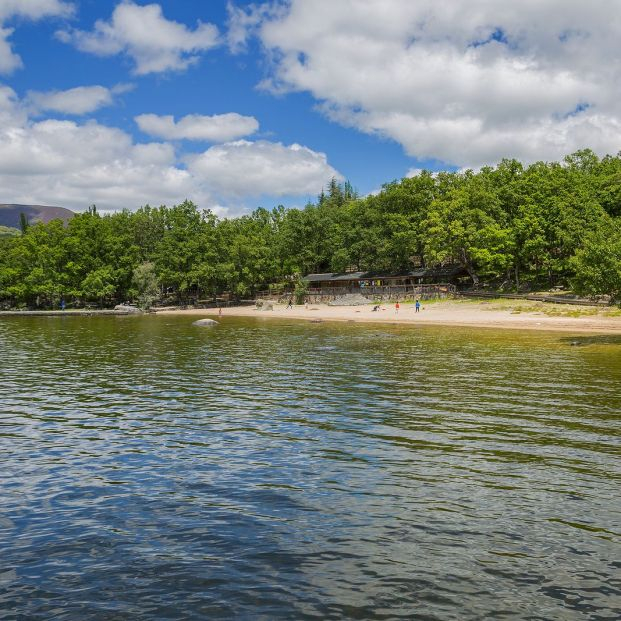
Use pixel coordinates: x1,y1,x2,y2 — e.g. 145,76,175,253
0,309,135,317
158,298,621,334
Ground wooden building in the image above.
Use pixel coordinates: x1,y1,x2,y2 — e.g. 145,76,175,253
301,265,466,302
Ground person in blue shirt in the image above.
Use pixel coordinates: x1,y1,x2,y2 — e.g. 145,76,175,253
415,299,420,313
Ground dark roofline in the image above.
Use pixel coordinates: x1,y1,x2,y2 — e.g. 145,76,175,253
303,265,465,282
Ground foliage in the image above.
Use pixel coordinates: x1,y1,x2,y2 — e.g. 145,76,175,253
132,262,160,309
0,225,20,239
571,220,621,303
1,150,620,308
293,275,308,304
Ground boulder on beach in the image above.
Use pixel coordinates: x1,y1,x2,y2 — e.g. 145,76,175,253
114,304,142,314
193,318,219,327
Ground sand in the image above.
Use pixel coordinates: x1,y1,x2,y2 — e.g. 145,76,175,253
156,299,621,334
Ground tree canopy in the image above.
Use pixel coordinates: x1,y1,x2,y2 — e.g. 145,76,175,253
1,149,620,308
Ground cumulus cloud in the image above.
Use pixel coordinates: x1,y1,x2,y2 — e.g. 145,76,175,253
0,0,73,74
0,89,341,213
240,0,621,167
0,112,200,211
226,1,279,54
0,27,20,74
0,0,73,21
186,139,341,197
26,85,128,115
56,1,219,75
135,112,259,142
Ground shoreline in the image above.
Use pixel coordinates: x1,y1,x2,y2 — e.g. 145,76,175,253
157,300,621,334
0,309,133,317
3,300,620,334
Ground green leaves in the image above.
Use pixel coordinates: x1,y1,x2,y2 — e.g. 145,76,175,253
132,262,159,310
571,220,621,303
0,153,620,307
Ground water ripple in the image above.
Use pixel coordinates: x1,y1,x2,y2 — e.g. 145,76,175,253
0,316,620,620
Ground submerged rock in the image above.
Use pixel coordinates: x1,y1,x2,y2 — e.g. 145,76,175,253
193,318,219,327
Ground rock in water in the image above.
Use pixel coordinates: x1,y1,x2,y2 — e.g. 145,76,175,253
192,318,219,327
114,304,142,314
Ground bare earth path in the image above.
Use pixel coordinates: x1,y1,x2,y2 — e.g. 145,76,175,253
157,299,621,334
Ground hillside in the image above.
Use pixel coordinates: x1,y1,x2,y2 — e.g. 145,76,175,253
0,204,75,229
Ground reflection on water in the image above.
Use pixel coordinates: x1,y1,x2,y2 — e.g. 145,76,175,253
0,316,620,620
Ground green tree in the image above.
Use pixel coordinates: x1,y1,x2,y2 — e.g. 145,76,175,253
571,220,621,304
423,174,513,285
132,262,160,309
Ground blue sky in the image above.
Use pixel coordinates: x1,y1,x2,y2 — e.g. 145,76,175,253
0,1,618,214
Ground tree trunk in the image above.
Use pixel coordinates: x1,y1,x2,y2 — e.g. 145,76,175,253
460,248,479,287
465,265,479,287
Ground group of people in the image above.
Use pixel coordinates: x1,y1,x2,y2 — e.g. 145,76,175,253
285,297,422,312
371,300,421,312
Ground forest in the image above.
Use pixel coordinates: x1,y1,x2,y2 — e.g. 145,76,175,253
1,149,620,309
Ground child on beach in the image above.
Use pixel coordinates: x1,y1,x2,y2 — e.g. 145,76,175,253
415,300,420,313
395,301,400,313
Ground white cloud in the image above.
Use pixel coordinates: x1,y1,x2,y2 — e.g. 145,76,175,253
186,139,341,197
405,168,425,178
135,112,259,142
0,0,73,21
0,27,20,73
0,89,341,213
244,0,621,167
27,85,119,115
226,1,279,54
0,0,73,74
0,113,212,212
57,1,219,75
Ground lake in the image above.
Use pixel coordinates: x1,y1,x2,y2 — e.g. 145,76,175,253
0,315,620,620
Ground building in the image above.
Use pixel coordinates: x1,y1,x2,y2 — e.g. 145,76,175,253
301,265,467,302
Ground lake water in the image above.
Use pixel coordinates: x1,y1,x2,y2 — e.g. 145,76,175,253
0,315,620,620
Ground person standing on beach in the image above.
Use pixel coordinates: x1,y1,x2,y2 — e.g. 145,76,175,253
286,297,293,309
415,300,420,313
395,301,400,313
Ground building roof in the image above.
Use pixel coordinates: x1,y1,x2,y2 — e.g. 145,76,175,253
303,272,366,282
303,266,465,282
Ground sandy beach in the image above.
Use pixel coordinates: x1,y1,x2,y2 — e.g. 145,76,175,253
157,299,621,334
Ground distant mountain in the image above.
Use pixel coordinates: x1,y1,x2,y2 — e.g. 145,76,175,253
0,204,75,229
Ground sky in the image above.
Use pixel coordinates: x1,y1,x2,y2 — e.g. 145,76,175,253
0,0,620,215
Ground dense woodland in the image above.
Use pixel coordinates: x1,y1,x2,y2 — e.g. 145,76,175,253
1,149,621,308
